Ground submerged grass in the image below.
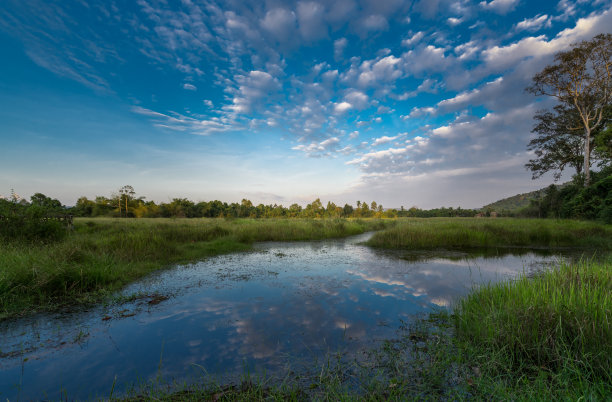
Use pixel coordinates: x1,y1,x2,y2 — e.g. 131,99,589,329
367,217,612,250
0,218,391,320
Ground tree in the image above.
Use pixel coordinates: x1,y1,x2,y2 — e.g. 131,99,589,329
594,108,612,161
74,196,95,216
342,203,354,217
526,105,586,180
239,199,253,218
118,185,136,217
527,33,611,186
304,198,324,218
30,193,63,211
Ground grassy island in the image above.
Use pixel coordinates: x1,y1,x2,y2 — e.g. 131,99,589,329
366,217,612,250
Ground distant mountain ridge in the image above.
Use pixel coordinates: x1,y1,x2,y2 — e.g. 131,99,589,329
482,187,552,212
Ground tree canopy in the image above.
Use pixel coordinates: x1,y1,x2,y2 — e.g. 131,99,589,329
527,33,611,186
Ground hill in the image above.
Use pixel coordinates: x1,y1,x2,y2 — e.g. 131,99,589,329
482,188,548,212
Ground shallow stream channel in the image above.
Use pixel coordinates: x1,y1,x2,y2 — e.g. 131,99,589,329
0,232,574,400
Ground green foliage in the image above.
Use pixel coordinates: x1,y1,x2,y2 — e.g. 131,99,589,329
0,192,68,242
526,105,587,181
516,167,612,221
527,33,612,186
69,192,419,219
396,206,478,218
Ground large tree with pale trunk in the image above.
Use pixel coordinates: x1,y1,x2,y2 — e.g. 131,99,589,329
527,33,611,187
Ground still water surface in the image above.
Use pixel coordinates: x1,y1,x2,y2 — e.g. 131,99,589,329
0,233,566,400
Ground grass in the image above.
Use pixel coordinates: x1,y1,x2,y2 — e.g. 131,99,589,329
452,258,612,400
367,217,612,250
0,217,391,320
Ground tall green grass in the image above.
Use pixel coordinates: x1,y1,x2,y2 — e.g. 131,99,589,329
367,218,612,250
453,258,612,399
0,218,390,319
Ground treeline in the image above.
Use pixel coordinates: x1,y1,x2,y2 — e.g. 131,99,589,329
1,188,479,221
73,195,393,218
72,194,479,219
395,206,477,218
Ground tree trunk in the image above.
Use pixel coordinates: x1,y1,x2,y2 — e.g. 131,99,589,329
584,126,591,187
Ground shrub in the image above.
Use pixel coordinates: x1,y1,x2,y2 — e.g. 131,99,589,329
0,198,68,242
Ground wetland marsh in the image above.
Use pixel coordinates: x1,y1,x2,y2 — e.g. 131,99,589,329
0,218,610,400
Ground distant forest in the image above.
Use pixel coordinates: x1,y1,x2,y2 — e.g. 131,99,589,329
65,193,480,219
1,187,478,220
2,166,610,223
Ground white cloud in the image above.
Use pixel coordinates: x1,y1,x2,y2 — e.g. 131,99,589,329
479,0,520,14
481,8,612,75
227,70,281,114
297,1,327,41
183,83,197,91
408,106,435,118
344,90,369,109
260,8,297,40
515,14,551,32
343,104,544,208
402,31,424,47
361,14,389,32
132,106,241,135
347,147,410,166
334,37,348,60
353,55,403,88
437,77,503,111
447,17,463,26
292,136,341,157
334,101,352,113
454,41,479,60
372,135,399,146
402,45,451,76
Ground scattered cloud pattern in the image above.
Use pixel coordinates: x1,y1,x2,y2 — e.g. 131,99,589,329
1,0,611,207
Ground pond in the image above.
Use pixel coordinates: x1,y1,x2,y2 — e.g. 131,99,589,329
0,233,570,400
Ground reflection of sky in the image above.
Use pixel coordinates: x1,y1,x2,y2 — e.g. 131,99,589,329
0,234,565,400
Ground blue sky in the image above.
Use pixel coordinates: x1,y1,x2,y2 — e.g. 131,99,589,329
1,0,611,208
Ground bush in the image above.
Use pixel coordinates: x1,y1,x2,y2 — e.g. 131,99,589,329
0,198,68,242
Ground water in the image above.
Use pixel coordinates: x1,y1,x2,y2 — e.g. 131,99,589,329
0,233,567,400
